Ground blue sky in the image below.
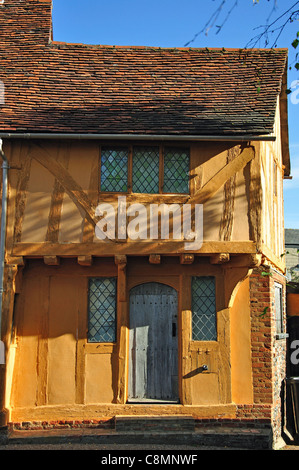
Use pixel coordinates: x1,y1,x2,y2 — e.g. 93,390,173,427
52,0,299,229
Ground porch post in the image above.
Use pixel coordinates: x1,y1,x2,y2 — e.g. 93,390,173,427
115,256,128,404
0,263,19,427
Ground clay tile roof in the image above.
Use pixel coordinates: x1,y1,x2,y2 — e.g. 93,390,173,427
0,0,289,138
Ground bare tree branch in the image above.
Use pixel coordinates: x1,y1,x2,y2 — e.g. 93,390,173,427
184,0,299,50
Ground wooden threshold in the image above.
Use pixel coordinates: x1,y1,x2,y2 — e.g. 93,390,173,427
127,399,180,404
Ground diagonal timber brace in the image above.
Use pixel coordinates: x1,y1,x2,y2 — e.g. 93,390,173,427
188,146,255,205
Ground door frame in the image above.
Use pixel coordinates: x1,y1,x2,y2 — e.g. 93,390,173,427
126,276,181,404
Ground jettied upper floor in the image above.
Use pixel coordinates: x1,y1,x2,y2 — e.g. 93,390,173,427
0,0,290,272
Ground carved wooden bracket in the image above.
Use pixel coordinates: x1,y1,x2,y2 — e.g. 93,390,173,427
43,256,60,266
77,255,93,266
210,253,230,264
149,254,161,264
114,255,127,267
180,254,194,264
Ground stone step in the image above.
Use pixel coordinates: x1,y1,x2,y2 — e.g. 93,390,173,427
0,423,273,449
115,415,195,433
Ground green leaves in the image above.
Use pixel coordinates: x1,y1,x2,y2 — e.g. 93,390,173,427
292,38,299,49
259,306,269,318
291,32,299,71
292,32,299,49
261,271,272,277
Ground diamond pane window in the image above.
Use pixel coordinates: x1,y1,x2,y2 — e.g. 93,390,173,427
101,148,128,192
132,147,159,193
163,148,189,194
191,277,217,341
88,278,117,343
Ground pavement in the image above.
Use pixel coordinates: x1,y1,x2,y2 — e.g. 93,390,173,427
0,426,298,451
1,417,299,452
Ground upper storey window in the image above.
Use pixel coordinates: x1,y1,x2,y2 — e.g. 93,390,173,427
100,145,190,194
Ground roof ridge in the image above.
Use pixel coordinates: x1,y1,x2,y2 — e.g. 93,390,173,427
49,41,288,53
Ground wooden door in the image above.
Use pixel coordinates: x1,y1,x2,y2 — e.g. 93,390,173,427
128,282,178,403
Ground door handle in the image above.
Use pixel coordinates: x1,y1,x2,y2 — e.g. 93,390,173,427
172,323,177,337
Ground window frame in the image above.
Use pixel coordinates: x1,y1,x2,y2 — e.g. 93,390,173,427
87,277,118,344
99,144,190,195
191,276,217,342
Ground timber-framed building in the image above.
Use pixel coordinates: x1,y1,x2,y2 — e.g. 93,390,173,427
0,0,291,448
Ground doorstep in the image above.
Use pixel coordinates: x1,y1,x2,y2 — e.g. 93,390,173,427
0,417,273,450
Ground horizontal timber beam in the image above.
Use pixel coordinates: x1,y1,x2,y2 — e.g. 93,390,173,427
11,241,257,258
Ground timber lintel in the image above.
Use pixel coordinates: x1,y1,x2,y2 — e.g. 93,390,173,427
12,241,257,257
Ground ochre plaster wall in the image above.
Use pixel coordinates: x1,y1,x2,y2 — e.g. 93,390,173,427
230,276,254,404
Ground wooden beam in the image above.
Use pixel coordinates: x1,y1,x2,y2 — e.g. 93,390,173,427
224,254,262,268
116,260,128,404
75,278,87,405
13,156,32,244
29,143,99,228
45,145,70,243
43,256,60,266
248,254,262,268
7,256,25,267
219,147,238,241
149,254,161,264
12,241,257,257
82,145,100,242
36,277,50,406
210,253,230,264
189,146,255,205
180,275,192,405
180,254,194,264
77,255,93,266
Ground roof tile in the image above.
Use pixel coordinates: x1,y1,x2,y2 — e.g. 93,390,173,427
0,0,288,137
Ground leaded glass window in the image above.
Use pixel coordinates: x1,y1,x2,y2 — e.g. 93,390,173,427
191,276,217,341
101,148,128,192
163,148,189,194
100,145,190,194
88,278,117,343
132,147,159,193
